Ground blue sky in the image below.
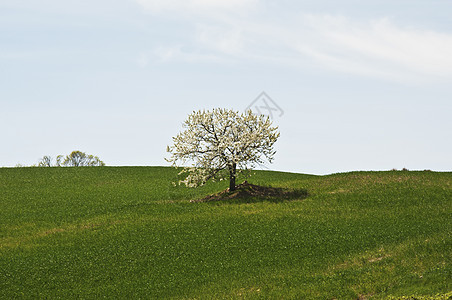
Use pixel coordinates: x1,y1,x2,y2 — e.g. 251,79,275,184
1,0,451,174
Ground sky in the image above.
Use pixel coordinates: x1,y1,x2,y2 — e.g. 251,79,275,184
1,0,451,174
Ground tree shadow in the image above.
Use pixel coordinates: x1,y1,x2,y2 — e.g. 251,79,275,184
191,181,308,204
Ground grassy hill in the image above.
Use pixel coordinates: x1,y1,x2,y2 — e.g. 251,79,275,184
0,167,450,299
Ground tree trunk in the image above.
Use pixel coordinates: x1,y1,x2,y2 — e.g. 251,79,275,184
229,163,237,191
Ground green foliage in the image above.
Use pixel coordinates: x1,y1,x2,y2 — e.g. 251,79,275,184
0,168,450,299
36,151,105,167
62,151,105,167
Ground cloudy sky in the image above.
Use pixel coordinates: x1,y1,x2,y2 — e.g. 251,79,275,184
1,0,451,174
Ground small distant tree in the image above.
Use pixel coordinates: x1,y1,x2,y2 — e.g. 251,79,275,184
36,151,105,167
166,108,280,191
37,155,53,167
56,155,64,167
62,151,105,167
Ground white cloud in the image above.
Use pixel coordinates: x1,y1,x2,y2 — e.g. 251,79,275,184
136,53,149,68
296,15,452,81
152,45,231,64
196,24,245,55
136,0,258,14
136,0,452,83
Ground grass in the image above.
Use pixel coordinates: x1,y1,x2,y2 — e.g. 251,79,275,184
0,167,450,299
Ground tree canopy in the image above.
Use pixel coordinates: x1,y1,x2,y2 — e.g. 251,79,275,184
37,151,105,167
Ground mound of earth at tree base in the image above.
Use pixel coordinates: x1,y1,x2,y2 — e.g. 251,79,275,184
192,181,308,203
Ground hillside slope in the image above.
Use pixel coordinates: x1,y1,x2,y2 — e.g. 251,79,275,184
0,167,451,299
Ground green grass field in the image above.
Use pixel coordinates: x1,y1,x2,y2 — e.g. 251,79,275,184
0,167,451,299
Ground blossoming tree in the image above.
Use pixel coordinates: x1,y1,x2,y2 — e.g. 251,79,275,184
166,108,280,191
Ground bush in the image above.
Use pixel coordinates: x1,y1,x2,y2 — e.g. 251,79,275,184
37,151,105,167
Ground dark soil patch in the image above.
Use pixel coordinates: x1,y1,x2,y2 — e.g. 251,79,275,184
192,181,308,203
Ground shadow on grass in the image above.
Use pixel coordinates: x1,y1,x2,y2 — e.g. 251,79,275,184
191,181,308,204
